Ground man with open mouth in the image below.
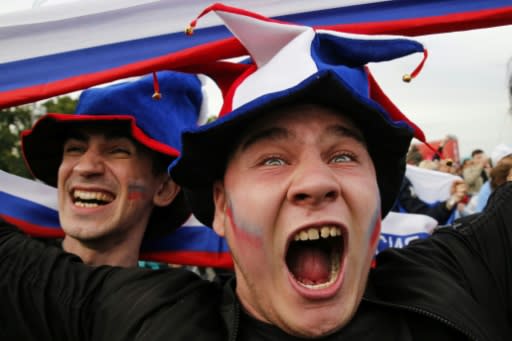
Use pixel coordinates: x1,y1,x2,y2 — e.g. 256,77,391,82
168,4,512,340
20,71,203,267
0,3,512,341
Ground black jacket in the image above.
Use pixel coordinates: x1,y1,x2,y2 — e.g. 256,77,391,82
1,183,511,340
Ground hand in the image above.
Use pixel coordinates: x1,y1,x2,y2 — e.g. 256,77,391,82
446,180,468,210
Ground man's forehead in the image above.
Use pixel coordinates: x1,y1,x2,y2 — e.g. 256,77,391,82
64,122,132,140
238,104,365,150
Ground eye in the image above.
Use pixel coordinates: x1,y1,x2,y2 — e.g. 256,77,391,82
262,156,286,166
330,152,355,164
63,142,85,155
110,146,132,156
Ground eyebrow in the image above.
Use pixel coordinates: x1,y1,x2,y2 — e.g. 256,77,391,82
325,125,365,144
240,123,365,151
240,127,293,151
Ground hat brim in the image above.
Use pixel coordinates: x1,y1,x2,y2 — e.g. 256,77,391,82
22,114,189,234
171,71,413,226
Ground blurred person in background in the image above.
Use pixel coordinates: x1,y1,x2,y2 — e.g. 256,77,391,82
438,158,458,175
490,155,512,190
475,144,512,212
463,148,491,195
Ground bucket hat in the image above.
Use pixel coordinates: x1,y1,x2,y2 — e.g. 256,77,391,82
22,71,206,235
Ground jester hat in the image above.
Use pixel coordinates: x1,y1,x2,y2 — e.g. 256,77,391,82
22,71,207,235
169,4,429,226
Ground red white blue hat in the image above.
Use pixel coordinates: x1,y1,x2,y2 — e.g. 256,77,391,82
170,4,429,226
22,71,206,235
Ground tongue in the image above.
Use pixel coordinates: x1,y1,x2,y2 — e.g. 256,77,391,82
289,247,330,285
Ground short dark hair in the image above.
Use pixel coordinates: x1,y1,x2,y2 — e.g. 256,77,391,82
148,149,174,176
490,156,512,190
471,149,484,158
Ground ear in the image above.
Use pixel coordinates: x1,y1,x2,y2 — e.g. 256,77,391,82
507,168,512,182
212,180,227,237
153,175,180,207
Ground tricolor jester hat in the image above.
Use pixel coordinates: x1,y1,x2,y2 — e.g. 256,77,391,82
169,3,430,226
22,71,206,235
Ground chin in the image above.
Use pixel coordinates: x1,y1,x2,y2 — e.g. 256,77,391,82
284,321,342,339
278,304,350,339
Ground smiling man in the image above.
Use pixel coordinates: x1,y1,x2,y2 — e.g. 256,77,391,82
21,71,203,267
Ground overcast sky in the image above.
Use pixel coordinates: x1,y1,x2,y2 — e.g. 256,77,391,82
3,1,512,158
371,26,512,159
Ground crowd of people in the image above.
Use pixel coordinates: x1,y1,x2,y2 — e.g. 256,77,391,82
1,3,512,340
404,141,512,222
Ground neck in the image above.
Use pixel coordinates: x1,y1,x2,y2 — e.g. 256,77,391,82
62,232,143,267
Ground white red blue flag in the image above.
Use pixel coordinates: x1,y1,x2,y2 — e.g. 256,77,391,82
378,165,462,253
1,0,512,108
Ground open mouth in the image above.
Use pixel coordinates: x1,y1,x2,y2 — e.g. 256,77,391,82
286,226,344,289
72,189,115,208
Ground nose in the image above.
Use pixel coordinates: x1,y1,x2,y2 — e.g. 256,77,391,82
287,156,340,208
73,149,105,177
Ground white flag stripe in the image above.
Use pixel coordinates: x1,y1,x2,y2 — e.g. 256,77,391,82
405,165,461,203
0,170,58,210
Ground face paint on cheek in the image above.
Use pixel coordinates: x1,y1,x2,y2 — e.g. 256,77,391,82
127,183,148,201
366,199,382,250
225,202,263,248
369,214,381,249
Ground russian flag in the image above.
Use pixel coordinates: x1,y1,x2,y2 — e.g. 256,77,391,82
1,0,512,108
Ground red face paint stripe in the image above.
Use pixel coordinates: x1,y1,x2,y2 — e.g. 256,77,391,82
128,184,147,200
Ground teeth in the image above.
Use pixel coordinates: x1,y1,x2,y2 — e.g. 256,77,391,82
294,226,341,241
308,228,319,240
73,190,114,203
72,190,114,208
74,202,100,208
320,226,330,238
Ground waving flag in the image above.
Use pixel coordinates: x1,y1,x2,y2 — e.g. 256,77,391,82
1,0,512,108
379,211,438,252
0,170,233,268
378,165,462,253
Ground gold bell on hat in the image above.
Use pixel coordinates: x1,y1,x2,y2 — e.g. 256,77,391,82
152,72,162,100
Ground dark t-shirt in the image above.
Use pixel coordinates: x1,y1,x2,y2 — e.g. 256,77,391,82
238,300,465,341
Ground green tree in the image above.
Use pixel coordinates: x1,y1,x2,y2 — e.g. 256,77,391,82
0,96,77,178
43,96,77,114
0,106,33,178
